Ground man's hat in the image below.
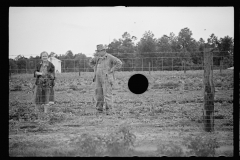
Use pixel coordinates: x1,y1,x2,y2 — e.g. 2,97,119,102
96,44,106,52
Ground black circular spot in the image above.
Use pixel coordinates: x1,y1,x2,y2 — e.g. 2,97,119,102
128,74,149,94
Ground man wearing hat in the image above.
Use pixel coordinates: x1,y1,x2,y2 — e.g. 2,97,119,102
89,44,122,114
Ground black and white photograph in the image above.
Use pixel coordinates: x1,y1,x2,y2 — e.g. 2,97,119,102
9,7,234,157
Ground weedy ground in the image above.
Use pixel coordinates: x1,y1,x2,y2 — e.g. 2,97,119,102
9,70,233,157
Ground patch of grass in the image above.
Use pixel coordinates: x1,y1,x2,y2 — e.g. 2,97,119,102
105,125,136,156
151,84,161,89
68,124,136,157
11,85,22,91
55,87,66,91
160,81,180,89
69,85,78,91
182,133,220,157
70,133,106,157
47,112,66,125
156,143,185,157
9,101,35,121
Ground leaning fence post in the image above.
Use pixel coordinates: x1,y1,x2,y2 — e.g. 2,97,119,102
203,47,215,132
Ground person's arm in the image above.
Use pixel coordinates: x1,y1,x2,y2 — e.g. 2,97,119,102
110,55,122,73
48,63,55,79
34,64,42,77
89,57,97,68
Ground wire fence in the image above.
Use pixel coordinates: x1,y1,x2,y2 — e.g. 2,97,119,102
9,55,233,74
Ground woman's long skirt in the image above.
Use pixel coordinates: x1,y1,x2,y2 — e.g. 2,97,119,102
49,87,54,102
33,85,51,105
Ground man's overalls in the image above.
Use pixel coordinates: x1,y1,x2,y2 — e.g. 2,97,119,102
90,53,122,112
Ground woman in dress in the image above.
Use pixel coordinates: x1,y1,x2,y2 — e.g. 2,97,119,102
33,51,55,119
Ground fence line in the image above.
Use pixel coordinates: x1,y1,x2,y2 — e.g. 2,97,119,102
9,54,233,74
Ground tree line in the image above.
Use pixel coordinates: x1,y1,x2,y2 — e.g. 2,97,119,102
9,27,234,73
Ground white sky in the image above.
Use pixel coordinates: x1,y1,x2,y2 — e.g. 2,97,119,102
9,7,233,58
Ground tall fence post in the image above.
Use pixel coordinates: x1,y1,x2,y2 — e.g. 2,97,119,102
78,60,81,76
203,48,215,132
64,60,65,73
132,59,134,71
9,65,11,78
26,59,27,74
74,60,75,72
162,58,163,71
184,60,186,74
142,58,143,71
152,58,153,71
84,58,85,72
149,62,151,74
220,58,222,74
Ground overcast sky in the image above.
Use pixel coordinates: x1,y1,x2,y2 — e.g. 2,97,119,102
9,7,233,58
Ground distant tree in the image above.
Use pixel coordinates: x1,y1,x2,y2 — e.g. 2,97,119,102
169,32,179,52
177,28,194,69
207,33,219,48
74,53,88,72
121,32,136,53
156,35,172,52
107,39,123,53
107,32,137,54
14,55,28,73
137,30,157,54
64,50,74,72
9,59,18,74
217,36,234,67
65,50,74,59
135,31,158,71
178,27,194,52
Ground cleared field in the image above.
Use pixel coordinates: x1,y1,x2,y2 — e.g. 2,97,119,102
9,70,233,157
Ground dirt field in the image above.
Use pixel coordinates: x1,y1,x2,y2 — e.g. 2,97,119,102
9,70,233,157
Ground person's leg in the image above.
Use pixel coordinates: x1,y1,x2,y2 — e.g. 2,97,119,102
49,86,54,103
95,75,104,112
43,87,50,113
33,85,41,120
103,74,113,112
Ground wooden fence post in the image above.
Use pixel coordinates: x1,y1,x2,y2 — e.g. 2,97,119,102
9,65,11,78
79,60,81,76
64,60,65,73
26,59,27,74
84,58,85,72
203,48,215,132
162,58,163,71
149,62,150,74
74,60,75,72
220,59,222,74
183,60,186,74
132,59,134,71
152,58,153,71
